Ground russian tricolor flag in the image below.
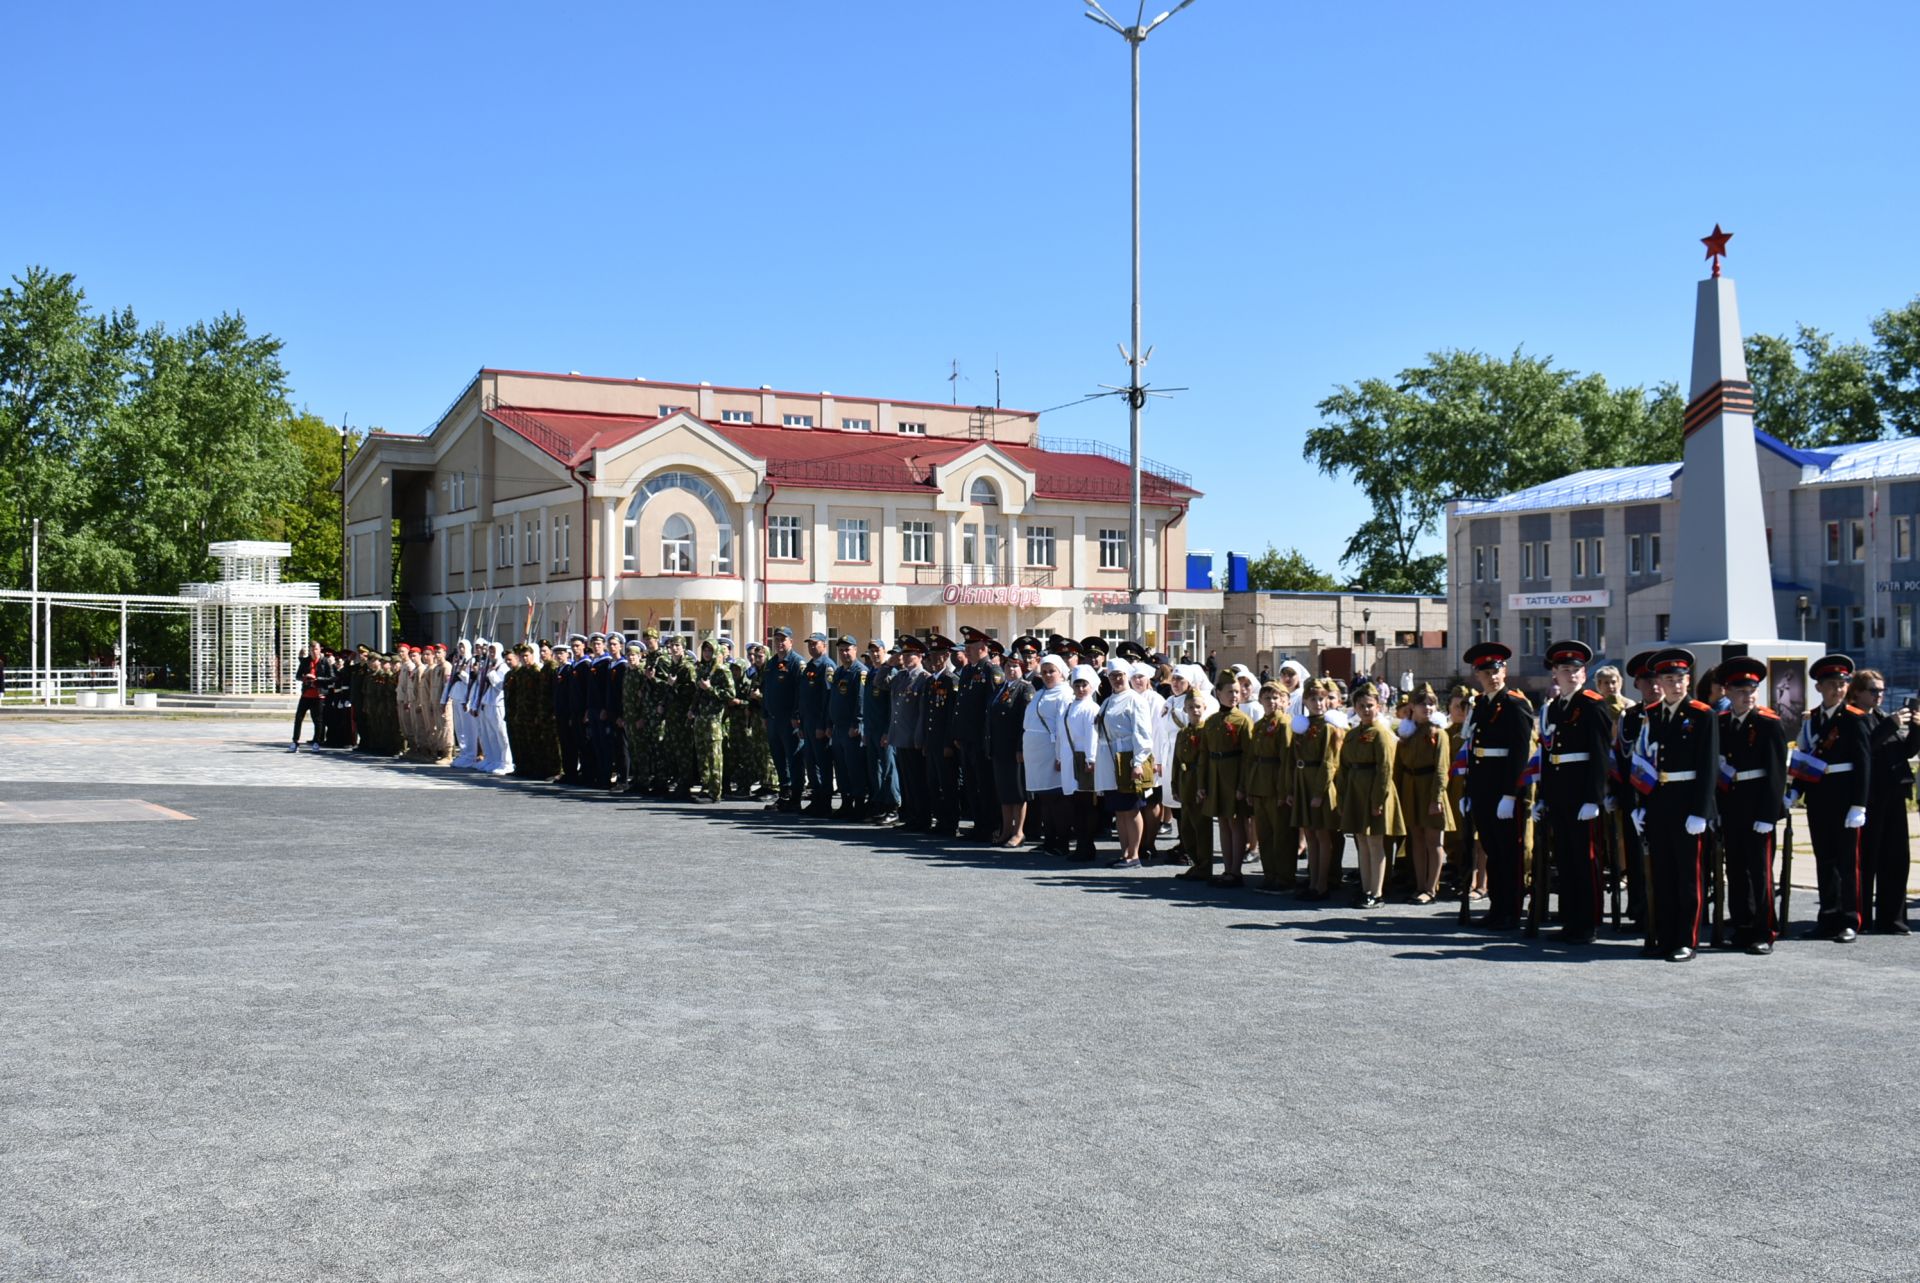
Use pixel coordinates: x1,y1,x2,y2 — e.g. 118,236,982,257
1788,749,1828,785
1451,742,1470,778
1630,752,1659,796
1517,747,1542,788
1718,759,1736,792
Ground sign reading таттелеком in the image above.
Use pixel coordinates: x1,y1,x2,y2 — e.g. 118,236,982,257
1506,590,1611,610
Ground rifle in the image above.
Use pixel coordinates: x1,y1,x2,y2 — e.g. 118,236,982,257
1709,823,1727,948
1777,809,1795,932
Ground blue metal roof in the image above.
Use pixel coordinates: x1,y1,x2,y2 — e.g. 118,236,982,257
1806,437,1920,483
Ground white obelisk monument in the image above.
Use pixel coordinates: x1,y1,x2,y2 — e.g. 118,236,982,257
1668,226,1823,673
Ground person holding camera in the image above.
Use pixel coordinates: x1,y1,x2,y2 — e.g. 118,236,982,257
1850,669,1918,934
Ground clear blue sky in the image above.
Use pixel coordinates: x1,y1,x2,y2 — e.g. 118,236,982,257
6,1,1916,574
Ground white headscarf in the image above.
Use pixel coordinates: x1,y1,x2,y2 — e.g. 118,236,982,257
1070,664,1100,687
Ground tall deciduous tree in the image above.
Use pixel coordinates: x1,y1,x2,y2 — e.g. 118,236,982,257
1243,543,1340,592
1870,295,1920,436
1743,326,1881,447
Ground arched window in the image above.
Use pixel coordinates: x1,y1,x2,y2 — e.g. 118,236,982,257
969,476,999,507
660,515,694,575
624,471,735,573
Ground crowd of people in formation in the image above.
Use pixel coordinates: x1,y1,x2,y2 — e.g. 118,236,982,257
291,627,1918,959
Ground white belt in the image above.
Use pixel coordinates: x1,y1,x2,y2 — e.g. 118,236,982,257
1548,752,1590,765
1823,762,1855,774
1658,770,1698,783
1473,747,1510,758
1733,769,1767,782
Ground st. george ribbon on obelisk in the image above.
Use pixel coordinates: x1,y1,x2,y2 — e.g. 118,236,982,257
1666,225,1824,674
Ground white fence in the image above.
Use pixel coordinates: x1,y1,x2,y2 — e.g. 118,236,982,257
0,667,126,706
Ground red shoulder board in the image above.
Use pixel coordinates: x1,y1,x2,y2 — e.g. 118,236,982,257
1578,689,1603,701
1508,691,1533,709
1755,706,1780,719
1687,699,1711,712
1844,704,1866,716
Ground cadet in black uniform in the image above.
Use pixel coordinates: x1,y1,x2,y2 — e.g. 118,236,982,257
1715,658,1787,954
1852,666,1918,934
799,632,836,816
1793,653,1870,942
1634,647,1718,962
1608,651,1657,928
922,634,961,835
1461,642,1533,930
1536,639,1615,944
555,634,587,784
955,627,1000,841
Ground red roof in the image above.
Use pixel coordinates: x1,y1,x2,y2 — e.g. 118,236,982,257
482,406,1199,502
480,367,1041,419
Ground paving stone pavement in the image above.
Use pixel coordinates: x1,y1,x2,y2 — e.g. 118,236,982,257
2,719,1917,1282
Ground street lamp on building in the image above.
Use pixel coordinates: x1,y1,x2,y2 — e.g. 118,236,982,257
1362,606,1373,678
1796,593,1809,642
1081,0,1198,611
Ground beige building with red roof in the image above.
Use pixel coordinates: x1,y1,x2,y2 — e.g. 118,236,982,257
342,368,1220,653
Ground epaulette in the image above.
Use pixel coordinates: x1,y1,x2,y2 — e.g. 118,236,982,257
1578,689,1602,701
1844,704,1866,716
1507,690,1532,708
1755,706,1781,720
1687,699,1711,712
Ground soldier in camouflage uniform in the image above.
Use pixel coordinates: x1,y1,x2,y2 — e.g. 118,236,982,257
689,636,735,801
622,629,658,794
654,635,697,798
721,637,753,797
642,630,677,795
736,642,777,798
504,645,532,777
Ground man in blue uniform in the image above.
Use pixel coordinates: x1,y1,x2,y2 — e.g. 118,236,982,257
955,626,1001,841
889,637,930,830
798,631,836,816
862,639,899,824
759,627,805,811
827,635,869,819
922,634,962,836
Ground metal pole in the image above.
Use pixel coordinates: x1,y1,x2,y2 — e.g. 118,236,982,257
119,600,128,706
29,518,39,703
339,417,350,646
1128,32,1144,604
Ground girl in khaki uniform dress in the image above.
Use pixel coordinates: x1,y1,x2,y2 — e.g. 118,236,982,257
1337,684,1406,907
1444,684,1483,900
1246,678,1296,892
1198,677,1257,886
1290,678,1345,899
1171,672,1218,882
1393,681,1454,903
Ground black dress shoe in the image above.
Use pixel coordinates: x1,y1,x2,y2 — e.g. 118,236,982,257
1639,942,1664,959
1883,921,1913,935
1745,941,1773,955
1554,928,1597,945
1211,874,1245,887
1174,868,1211,882
1666,946,1696,963
1835,926,1858,943
1798,924,1836,941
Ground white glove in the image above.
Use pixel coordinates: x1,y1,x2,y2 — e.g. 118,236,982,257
1578,802,1599,821
1459,797,1471,815
1845,805,1866,829
1291,713,1309,734
1602,795,1616,814
1631,808,1646,835
1497,796,1516,821
1397,718,1416,739
1685,815,1707,836
1753,820,1774,835
1530,801,1548,823
1783,788,1800,808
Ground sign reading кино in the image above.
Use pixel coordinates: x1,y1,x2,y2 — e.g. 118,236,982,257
1506,590,1611,610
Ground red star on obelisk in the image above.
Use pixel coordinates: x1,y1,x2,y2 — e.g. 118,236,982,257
1701,224,1733,277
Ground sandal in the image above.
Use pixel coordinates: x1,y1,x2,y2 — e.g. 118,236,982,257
1108,857,1143,869
1412,892,1434,905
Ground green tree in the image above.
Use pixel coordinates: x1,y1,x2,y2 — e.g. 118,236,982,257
1743,326,1881,447
1244,543,1340,592
269,411,359,645
1870,295,1920,436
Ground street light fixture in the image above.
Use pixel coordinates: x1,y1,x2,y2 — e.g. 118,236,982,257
1082,0,1198,613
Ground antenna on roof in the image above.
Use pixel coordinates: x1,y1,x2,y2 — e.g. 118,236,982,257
949,359,960,405
995,355,1002,410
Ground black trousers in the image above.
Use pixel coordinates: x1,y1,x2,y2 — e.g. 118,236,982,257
1468,793,1524,923
896,747,929,827
1067,791,1099,855
1548,806,1604,936
963,746,996,832
1862,801,1912,926
1807,802,1863,932
1722,818,1776,943
927,747,961,832
1645,809,1704,952
558,720,581,782
292,697,324,744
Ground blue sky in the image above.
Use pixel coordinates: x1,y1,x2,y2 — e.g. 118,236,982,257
6,0,1916,574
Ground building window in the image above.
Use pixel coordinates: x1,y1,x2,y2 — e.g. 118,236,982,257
961,524,978,565
1539,541,1551,578
1825,607,1842,648
1850,605,1866,649
1628,535,1642,575
897,420,927,436
658,404,687,416
1574,614,1588,645
1472,618,1485,646
1592,614,1608,654
836,518,870,562
552,514,571,572
451,471,467,511
1098,528,1128,570
841,417,872,433
900,520,933,565
969,477,999,507
767,514,802,561
721,409,754,424
497,522,515,568
1895,516,1912,561
1473,547,1486,582
524,518,541,566
1589,538,1604,576
1848,518,1867,563
624,472,734,574
1521,615,1535,655
1655,613,1670,642
1026,525,1056,567
661,514,695,575
1572,540,1586,578
1488,615,1501,643
1898,603,1914,650
1490,545,1501,581
1648,534,1661,572
1825,520,1841,564
782,414,814,428
1521,543,1533,580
